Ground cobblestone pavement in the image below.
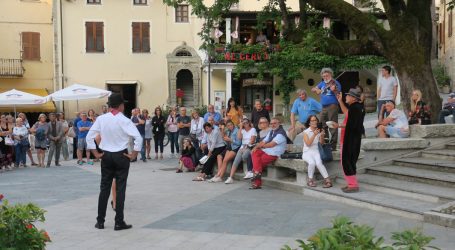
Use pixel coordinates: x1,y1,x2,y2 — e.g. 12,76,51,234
1,155,455,250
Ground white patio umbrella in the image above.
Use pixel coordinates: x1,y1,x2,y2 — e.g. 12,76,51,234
48,84,111,111
0,89,48,118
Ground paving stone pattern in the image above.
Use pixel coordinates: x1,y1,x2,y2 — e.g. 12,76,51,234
1,154,455,249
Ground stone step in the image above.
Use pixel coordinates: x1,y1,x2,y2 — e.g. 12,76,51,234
393,157,455,174
352,174,455,203
447,143,455,150
421,149,455,161
365,165,455,188
303,182,440,220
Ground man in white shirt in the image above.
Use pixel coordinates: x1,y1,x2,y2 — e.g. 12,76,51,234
86,93,143,231
376,101,409,138
377,65,398,117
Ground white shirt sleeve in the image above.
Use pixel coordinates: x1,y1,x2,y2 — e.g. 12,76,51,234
392,77,398,87
388,109,399,119
121,119,143,152
86,119,101,150
272,134,286,145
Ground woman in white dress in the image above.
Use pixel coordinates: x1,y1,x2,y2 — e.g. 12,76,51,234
302,115,332,188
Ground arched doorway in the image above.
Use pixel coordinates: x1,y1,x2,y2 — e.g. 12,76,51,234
176,69,194,107
167,44,201,107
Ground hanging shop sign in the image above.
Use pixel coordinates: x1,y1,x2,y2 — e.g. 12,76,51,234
242,78,273,87
224,52,269,61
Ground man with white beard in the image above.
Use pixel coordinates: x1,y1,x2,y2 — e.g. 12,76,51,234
311,68,342,151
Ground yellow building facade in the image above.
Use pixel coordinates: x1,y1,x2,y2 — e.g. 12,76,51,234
0,0,55,113
55,0,384,118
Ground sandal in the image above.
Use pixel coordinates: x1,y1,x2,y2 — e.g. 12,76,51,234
307,178,317,187
192,176,205,181
176,169,183,173
249,184,262,190
323,178,332,188
251,172,262,181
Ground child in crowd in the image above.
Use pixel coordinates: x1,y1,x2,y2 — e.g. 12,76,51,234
176,138,195,173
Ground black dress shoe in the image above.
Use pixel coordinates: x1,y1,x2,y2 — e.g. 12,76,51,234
114,222,132,231
95,222,104,229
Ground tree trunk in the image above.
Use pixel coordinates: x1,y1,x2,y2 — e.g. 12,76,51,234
391,59,441,124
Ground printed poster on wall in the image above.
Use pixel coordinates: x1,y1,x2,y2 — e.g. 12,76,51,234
214,91,225,113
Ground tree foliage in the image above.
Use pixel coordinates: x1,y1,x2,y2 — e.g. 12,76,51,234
164,0,442,120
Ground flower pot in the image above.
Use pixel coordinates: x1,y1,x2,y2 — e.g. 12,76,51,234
442,85,451,94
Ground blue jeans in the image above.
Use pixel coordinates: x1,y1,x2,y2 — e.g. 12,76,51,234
14,144,27,165
168,132,179,154
140,135,146,160
439,109,455,123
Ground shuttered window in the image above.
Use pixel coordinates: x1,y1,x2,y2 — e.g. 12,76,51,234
87,0,101,4
132,22,150,53
133,0,147,5
86,22,104,53
175,5,189,23
22,32,40,61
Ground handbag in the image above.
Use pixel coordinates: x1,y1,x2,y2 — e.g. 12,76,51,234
19,137,30,147
318,142,333,162
67,127,76,138
199,155,209,165
5,136,14,146
280,152,302,159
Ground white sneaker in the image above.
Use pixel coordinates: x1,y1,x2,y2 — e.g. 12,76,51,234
225,177,234,184
170,153,174,158
243,171,254,179
213,176,223,183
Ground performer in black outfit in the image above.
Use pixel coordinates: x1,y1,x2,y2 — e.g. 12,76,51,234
87,93,143,230
334,88,365,193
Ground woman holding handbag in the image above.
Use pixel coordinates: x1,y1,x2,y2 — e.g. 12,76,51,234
189,110,204,152
12,118,29,168
31,114,49,167
302,115,331,188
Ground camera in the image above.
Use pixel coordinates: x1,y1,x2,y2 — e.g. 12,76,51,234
317,122,323,130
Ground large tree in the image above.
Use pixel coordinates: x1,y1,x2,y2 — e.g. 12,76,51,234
165,0,442,119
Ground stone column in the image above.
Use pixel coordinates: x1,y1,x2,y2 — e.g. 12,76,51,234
170,79,177,106
226,17,232,44
226,68,232,101
193,77,200,107
206,68,213,105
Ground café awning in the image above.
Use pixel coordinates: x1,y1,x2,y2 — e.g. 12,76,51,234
0,88,56,113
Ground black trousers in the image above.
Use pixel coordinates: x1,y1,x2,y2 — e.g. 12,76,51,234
97,149,130,224
72,137,78,159
201,146,226,176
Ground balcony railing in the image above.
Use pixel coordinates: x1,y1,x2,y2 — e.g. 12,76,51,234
0,58,24,78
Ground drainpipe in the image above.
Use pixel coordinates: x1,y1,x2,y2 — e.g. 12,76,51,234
52,0,64,112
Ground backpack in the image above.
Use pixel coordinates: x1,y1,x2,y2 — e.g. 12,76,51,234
35,127,46,141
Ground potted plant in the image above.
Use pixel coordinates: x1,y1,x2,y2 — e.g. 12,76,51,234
433,63,451,93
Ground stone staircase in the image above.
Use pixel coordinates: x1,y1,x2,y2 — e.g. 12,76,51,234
304,140,455,226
